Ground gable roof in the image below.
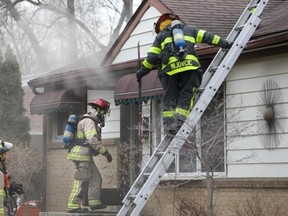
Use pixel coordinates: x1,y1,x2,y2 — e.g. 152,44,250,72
161,0,288,38
162,0,246,37
29,0,288,88
103,0,288,65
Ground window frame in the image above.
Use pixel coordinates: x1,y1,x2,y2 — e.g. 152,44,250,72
158,88,226,180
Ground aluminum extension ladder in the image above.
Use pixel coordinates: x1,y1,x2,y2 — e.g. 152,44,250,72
117,0,269,215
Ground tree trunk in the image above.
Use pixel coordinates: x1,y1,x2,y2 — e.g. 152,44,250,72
109,0,133,46
67,0,78,63
206,171,214,216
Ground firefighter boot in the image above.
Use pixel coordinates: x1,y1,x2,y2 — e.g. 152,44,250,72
90,203,107,210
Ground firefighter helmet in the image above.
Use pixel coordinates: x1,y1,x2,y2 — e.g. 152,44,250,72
87,98,110,113
154,13,180,34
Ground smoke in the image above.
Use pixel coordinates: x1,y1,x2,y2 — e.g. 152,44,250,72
1,0,141,79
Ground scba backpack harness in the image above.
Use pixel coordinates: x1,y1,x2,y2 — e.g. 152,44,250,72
63,115,99,152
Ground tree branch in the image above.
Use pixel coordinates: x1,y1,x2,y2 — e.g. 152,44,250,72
24,0,106,49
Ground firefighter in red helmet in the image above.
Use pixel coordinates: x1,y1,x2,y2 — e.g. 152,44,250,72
67,98,112,213
137,13,233,134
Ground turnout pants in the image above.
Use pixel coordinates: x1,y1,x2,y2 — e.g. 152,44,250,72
0,171,5,215
67,160,102,210
161,70,200,130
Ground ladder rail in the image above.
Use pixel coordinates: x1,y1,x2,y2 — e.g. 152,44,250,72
120,136,171,205
200,0,267,90
117,0,269,215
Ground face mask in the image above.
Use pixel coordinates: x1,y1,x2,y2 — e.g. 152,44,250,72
97,112,105,128
91,110,106,128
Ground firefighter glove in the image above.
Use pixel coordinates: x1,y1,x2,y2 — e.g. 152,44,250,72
224,41,233,49
136,66,150,82
103,151,112,163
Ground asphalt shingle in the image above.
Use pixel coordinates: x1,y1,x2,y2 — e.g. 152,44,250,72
161,0,288,38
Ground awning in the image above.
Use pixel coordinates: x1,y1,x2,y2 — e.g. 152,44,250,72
30,89,82,115
114,70,164,105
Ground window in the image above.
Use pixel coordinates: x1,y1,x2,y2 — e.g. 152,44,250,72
52,111,70,141
163,87,225,179
52,107,82,142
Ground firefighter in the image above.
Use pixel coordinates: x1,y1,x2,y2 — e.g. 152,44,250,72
0,139,13,216
136,13,233,134
67,99,113,213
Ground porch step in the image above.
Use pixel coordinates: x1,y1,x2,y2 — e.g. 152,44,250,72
39,206,121,216
39,213,116,216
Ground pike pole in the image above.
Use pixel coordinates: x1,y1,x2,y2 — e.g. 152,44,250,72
137,41,142,146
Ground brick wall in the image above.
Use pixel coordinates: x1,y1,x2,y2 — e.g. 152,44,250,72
23,86,43,134
144,179,288,216
45,144,288,215
45,141,118,212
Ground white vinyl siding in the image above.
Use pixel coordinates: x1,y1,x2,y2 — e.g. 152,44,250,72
112,6,161,64
225,53,288,178
87,90,120,139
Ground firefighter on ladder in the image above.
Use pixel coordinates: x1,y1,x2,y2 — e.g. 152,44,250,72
136,13,233,134
67,99,113,213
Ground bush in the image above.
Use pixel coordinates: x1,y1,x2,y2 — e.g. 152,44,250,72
235,194,285,216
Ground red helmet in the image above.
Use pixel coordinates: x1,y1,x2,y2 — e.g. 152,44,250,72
87,98,110,112
154,13,180,34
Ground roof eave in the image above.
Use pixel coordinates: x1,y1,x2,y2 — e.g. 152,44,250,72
197,31,288,58
28,31,288,90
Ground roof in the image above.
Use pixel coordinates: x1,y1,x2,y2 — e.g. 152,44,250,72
162,0,246,37
161,0,288,38
254,0,288,37
28,0,288,88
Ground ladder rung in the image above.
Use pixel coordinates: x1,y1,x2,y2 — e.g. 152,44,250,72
209,66,218,73
249,4,258,9
128,194,137,200
155,151,165,156
235,24,245,31
197,88,205,92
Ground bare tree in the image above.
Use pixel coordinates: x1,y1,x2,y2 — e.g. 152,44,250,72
235,194,285,216
171,90,254,216
0,0,138,75
1,0,51,72
117,88,255,215
8,142,43,200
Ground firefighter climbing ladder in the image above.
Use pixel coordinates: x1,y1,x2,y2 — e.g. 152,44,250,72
117,0,268,215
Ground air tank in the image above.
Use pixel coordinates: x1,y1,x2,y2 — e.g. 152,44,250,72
171,20,185,52
63,115,78,146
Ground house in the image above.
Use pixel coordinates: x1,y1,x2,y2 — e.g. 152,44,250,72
28,0,288,215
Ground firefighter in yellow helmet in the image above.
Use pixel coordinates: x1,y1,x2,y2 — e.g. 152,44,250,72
0,140,13,216
136,13,233,134
67,99,112,213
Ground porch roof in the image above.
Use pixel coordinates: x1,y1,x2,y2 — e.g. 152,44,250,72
30,89,82,115
114,70,164,105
